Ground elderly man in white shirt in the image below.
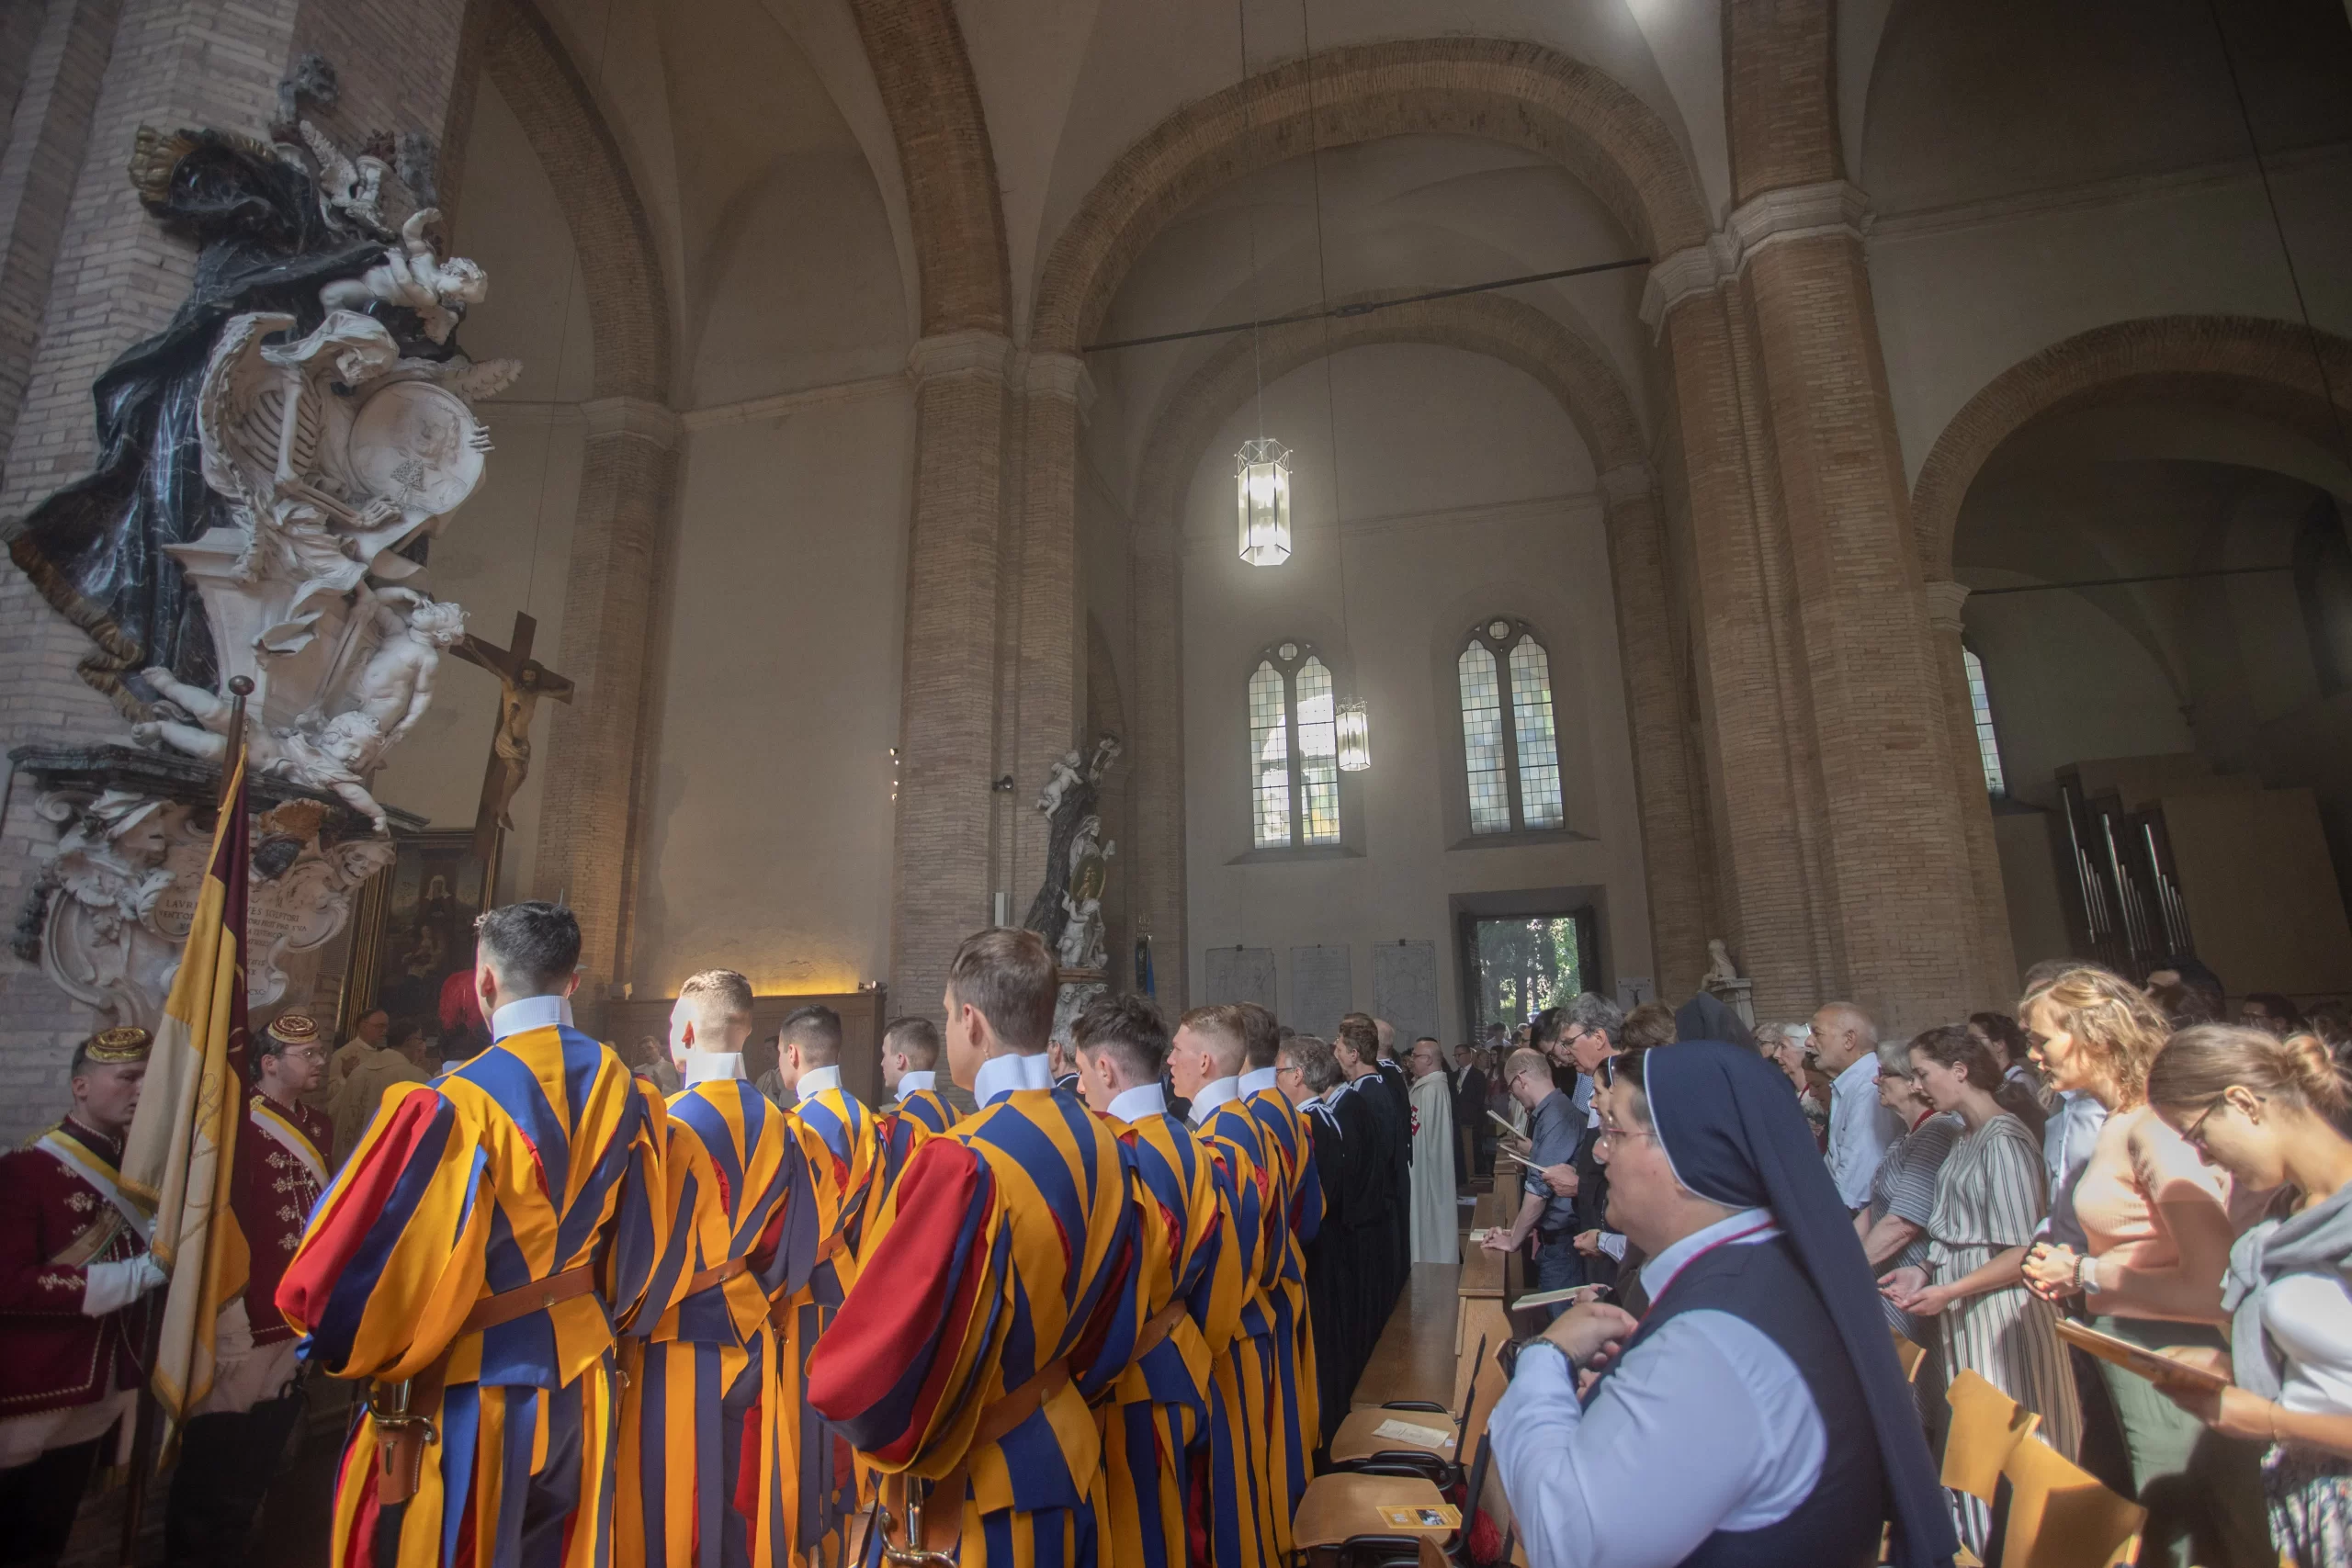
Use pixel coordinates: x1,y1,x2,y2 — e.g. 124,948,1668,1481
1810,1001,1901,1211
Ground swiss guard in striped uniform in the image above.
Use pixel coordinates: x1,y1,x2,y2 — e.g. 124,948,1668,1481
880,1017,962,1134
1070,993,1241,1568
0,1027,167,1568
1234,1002,1322,1527
805,928,1147,1567
167,1012,335,1565
278,901,669,1568
618,969,811,1568
767,1002,883,1567
1170,1005,1288,1568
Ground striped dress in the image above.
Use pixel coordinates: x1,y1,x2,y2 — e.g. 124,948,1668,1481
1928,1112,2083,1474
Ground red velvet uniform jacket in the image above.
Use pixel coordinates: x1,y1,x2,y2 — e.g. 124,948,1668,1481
0,1120,154,1417
237,1094,331,1346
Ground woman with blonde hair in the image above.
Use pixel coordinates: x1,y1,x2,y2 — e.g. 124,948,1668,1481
2018,967,2270,1567
2144,1025,2352,1567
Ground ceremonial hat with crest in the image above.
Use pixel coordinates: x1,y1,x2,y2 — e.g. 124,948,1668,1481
262,1013,322,1050
81,1026,152,1064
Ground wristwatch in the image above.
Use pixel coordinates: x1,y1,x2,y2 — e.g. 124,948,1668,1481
2076,1253,2102,1294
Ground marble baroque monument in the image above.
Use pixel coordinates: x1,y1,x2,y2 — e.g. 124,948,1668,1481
6,75,514,1031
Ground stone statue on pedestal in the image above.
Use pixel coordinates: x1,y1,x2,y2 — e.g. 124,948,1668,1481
6,100,512,1029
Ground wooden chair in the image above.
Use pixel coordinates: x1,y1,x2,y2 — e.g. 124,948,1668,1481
1292,1474,1453,1568
1328,1337,1484,1483
1892,1332,1926,1382
1941,1369,2041,1505
1996,1436,2143,1568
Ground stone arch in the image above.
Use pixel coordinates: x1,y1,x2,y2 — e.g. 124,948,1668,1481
1030,36,1713,356
844,0,1011,334
481,0,671,400
1911,315,2352,579
1125,290,1713,1002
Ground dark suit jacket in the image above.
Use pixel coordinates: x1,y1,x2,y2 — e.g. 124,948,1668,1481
1452,1066,1488,1129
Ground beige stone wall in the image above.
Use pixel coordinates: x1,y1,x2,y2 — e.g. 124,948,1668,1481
1181,345,1656,1028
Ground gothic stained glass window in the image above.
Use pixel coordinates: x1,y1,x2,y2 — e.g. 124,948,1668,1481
1509,636,1565,829
1295,657,1341,845
1460,618,1566,833
1963,647,2007,798
1458,644,1510,834
1250,660,1291,848
1246,641,1345,849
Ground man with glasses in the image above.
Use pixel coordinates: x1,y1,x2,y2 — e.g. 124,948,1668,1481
1481,1046,1587,1314
1538,1001,1633,1292
167,1012,333,1566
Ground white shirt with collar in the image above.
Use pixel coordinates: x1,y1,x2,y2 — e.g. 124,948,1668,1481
1237,1066,1280,1099
796,1064,845,1100
683,1052,745,1087
1188,1076,1242,1125
1826,1053,1900,1209
1488,1207,1825,1568
972,1050,1053,1108
490,994,574,1043
1105,1082,1169,1124
894,1069,937,1100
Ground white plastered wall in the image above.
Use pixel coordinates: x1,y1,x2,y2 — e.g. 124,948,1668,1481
1182,344,1653,1035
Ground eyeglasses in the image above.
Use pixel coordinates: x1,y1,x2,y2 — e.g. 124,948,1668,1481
1593,1121,1655,1155
279,1047,328,1064
2179,1093,2257,1150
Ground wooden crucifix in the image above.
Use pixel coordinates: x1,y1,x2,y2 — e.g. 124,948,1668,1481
450,611,575,863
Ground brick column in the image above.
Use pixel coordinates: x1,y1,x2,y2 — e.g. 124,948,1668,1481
1736,185,1984,1027
1927,579,2018,1005
1599,462,1713,1003
1004,351,1091,908
531,396,678,998
891,330,1012,1016
1651,271,1837,1020
1128,521,1187,1010
0,0,124,459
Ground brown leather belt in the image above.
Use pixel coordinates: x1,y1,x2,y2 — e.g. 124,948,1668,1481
684,1256,749,1297
373,1262,601,1506
1128,1298,1192,1368
878,1359,1072,1558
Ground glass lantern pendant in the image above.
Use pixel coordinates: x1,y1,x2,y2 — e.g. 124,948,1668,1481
1236,437,1293,566
1336,698,1372,772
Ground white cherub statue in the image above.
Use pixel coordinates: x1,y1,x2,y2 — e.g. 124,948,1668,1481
318,208,488,344
334,588,466,750
1036,749,1084,817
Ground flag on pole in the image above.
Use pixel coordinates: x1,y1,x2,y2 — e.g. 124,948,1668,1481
120,747,251,1421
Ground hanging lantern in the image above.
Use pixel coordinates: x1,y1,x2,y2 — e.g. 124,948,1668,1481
1336,698,1371,772
1236,437,1293,566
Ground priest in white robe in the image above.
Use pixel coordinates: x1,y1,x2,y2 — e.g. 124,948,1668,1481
1407,1036,1458,1264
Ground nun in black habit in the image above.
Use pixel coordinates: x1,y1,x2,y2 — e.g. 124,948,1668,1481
1487,1042,1955,1568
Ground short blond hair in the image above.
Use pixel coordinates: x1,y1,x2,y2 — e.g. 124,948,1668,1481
678,969,754,1027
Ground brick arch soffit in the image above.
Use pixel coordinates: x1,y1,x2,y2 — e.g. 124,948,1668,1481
1129,288,1645,538
843,0,1010,335
1911,314,2352,580
481,0,672,400
1030,36,1712,357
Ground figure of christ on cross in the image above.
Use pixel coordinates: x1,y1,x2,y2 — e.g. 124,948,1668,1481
449,610,573,863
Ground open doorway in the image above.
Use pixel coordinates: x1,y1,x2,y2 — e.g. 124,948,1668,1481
1458,908,1596,1040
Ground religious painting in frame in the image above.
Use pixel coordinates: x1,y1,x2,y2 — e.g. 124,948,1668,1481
341,829,500,1041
